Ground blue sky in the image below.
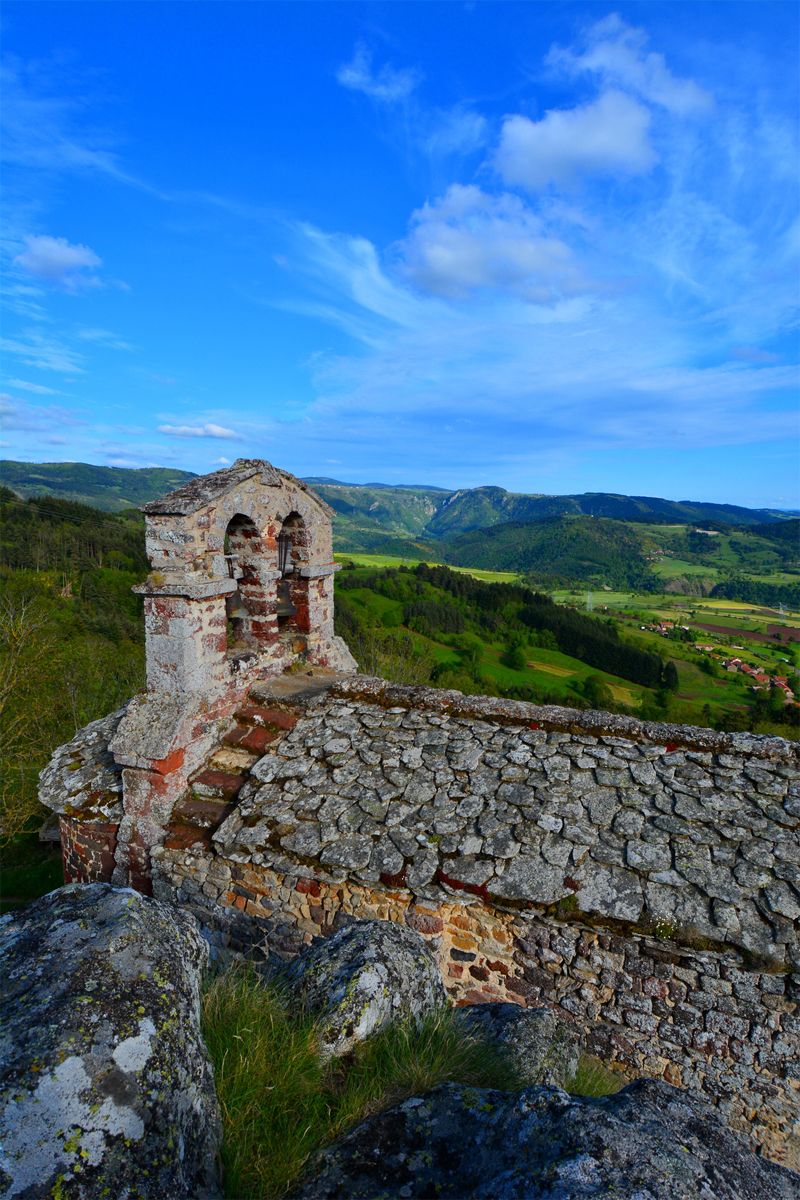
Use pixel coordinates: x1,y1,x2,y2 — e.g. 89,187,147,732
1,1,798,506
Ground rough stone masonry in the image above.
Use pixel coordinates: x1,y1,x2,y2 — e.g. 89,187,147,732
37,460,800,1169
44,676,800,1166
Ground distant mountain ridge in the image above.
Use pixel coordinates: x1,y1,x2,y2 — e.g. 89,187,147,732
1,459,794,531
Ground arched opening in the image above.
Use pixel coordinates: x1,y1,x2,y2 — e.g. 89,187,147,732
224,513,275,654
276,512,311,639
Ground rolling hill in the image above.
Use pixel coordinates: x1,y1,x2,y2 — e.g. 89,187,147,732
442,515,654,589
0,462,196,512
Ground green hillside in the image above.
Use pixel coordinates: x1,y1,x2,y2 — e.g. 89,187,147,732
442,514,798,592
3,461,796,593
427,486,791,537
443,516,655,589
0,461,196,512
4,461,791,534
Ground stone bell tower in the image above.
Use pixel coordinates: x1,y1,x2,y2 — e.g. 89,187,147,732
99,458,356,890
133,457,354,692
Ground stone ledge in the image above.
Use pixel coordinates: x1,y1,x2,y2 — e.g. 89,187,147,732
132,577,237,599
332,676,800,761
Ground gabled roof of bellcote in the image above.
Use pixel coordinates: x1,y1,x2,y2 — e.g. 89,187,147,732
140,458,332,517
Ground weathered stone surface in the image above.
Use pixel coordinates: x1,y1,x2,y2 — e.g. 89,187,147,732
213,680,798,966
0,884,221,1200
289,1078,799,1200
454,1003,581,1087
286,919,446,1059
151,677,800,1162
38,707,126,821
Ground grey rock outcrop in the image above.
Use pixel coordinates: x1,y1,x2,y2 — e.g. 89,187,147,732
454,1003,582,1087
0,884,221,1200
38,707,126,821
290,1077,800,1200
286,919,447,1059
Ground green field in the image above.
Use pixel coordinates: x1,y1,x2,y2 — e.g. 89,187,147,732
651,557,716,579
336,552,520,584
478,644,645,707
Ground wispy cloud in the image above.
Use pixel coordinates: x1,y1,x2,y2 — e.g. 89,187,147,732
4,378,61,395
0,330,85,374
336,42,421,103
76,327,133,350
158,422,243,440
422,108,488,158
0,393,84,431
548,15,713,116
281,209,798,473
0,59,142,185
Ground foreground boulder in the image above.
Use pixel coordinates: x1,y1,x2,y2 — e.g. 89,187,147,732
290,1078,799,1200
0,884,221,1200
454,1003,582,1087
286,919,446,1059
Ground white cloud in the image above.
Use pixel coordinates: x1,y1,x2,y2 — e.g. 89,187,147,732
336,43,421,103
4,378,61,395
214,456,231,465
548,15,713,116
398,184,589,301
495,90,655,190
158,422,242,440
14,235,102,289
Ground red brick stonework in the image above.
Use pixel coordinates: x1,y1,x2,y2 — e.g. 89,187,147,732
60,816,119,884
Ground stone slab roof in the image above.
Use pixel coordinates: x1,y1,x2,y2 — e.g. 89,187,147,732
141,458,331,516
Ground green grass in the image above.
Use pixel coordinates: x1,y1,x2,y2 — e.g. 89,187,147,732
477,643,646,707
567,1054,627,1097
651,557,718,579
336,552,520,584
202,965,522,1200
336,551,426,570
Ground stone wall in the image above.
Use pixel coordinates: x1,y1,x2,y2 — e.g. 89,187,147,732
60,816,119,884
44,677,800,1164
151,854,798,1165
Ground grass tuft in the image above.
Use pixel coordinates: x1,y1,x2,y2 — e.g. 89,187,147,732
202,963,522,1200
567,1053,627,1097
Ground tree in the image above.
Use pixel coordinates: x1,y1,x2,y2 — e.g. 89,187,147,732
582,674,614,709
663,661,680,691
0,595,58,842
501,639,527,671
